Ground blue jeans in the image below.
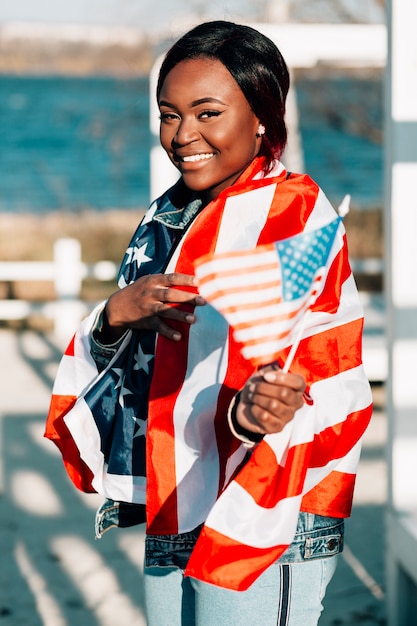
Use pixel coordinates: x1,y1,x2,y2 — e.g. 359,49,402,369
144,512,343,626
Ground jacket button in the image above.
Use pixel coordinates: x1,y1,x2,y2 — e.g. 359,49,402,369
327,538,337,551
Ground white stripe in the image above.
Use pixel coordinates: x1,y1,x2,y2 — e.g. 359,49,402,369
239,314,307,360
305,365,373,436
52,303,132,398
205,482,303,549
303,443,362,495
304,188,344,232
52,307,100,395
208,284,281,309
64,398,103,479
173,304,231,532
260,160,286,180
241,339,289,361
65,397,147,503
51,352,92,396
201,265,280,294
163,218,231,530
98,469,146,504
196,248,277,276
329,440,363,473
233,305,305,340
215,184,277,252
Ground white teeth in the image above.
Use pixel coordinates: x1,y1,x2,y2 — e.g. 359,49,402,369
182,153,214,162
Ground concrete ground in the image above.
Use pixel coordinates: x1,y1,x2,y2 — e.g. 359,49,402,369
0,328,387,626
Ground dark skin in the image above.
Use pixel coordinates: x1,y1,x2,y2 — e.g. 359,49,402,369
97,56,306,438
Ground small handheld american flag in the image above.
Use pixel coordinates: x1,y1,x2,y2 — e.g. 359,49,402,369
194,196,350,370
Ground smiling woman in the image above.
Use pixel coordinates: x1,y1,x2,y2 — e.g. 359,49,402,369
158,58,262,201
45,20,373,626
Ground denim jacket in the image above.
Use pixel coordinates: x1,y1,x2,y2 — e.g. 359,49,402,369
95,499,343,569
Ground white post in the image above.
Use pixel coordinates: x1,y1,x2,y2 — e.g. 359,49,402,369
53,238,86,342
385,0,417,623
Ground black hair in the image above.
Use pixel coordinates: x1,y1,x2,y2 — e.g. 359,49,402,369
157,20,290,169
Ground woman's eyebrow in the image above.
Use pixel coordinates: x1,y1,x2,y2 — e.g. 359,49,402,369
158,97,226,108
190,97,226,107
158,99,175,108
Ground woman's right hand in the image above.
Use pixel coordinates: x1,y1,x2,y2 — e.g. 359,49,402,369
100,272,206,343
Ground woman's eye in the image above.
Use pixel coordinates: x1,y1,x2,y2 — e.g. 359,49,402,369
199,110,221,119
159,112,179,122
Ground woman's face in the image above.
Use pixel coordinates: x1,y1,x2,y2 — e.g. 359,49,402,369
158,57,262,201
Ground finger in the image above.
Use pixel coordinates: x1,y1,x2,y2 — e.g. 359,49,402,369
137,315,183,341
262,369,306,393
245,378,304,402
155,301,197,325
159,285,205,307
253,390,303,416
165,272,198,287
251,406,292,434
239,402,290,435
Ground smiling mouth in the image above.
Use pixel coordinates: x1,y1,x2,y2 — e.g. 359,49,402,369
179,153,215,163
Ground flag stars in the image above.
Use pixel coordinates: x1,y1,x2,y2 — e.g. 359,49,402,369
134,344,154,374
132,243,153,269
133,416,147,438
113,367,134,408
125,242,153,269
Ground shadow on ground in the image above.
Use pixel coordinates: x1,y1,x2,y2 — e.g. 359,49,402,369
0,330,387,625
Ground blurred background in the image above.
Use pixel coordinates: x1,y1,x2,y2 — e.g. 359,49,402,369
0,0,384,287
0,1,387,625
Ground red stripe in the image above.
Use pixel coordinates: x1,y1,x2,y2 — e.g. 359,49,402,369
309,405,373,468
220,295,282,315
147,330,188,532
185,525,289,591
234,304,305,338
202,279,282,303
301,470,356,517
314,234,351,313
257,175,319,244
45,393,95,493
278,317,364,383
64,334,76,357
214,329,254,492
197,252,276,281
194,240,274,267
234,440,312,506
237,324,298,347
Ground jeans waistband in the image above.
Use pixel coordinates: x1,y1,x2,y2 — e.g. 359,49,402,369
145,513,344,570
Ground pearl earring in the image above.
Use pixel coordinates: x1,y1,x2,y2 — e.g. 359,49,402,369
257,124,265,137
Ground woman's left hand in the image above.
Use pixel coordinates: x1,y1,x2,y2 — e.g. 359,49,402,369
236,364,306,436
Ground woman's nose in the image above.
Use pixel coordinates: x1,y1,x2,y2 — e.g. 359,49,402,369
173,118,199,146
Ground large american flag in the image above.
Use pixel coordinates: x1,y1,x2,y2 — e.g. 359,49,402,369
45,159,373,592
